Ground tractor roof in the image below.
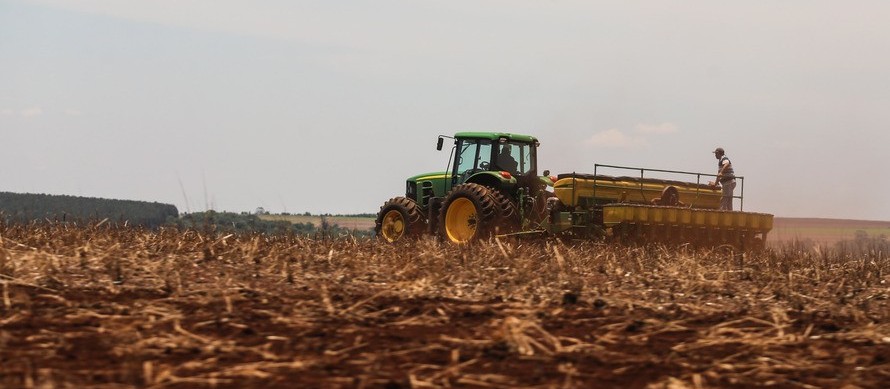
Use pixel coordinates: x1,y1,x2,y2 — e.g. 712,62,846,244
454,132,538,144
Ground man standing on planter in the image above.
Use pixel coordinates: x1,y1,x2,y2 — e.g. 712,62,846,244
712,147,736,211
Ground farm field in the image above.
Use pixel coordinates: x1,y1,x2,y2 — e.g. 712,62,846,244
1,223,887,388
769,217,890,245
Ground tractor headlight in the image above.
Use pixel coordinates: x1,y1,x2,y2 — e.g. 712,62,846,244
406,181,417,200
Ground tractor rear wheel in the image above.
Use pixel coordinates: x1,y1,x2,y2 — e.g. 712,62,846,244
375,197,425,243
438,183,499,243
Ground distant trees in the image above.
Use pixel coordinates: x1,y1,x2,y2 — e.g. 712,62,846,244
0,192,178,228
170,211,314,235
336,213,375,218
0,192,373,238
169,211,372,238
298,211,374,218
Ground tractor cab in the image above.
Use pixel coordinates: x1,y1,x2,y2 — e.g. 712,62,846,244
439,132,540,190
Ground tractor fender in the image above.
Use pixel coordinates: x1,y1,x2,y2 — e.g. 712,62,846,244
465,171,516,191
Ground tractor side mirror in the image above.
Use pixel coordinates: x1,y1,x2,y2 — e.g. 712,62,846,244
436,137,444,151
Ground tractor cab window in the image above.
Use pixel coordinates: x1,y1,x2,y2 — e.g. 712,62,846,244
494,141,534,175
453,139,493,184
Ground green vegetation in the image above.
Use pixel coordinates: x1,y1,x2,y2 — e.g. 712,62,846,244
0,191,178,228
170,211,314,235
175,211,373,238
0,191,373,237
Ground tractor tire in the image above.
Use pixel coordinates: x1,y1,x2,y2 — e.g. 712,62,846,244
438,183,499,244
375,197,426,243
489,190,520,235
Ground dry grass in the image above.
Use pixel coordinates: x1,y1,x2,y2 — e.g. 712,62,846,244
0,222,888,388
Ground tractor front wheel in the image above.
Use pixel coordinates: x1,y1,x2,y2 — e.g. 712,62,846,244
375,197,426,243
438,183,499,243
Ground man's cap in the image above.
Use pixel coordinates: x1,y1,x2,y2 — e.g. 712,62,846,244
713,147,725,154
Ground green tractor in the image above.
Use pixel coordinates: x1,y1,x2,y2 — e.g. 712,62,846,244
375,132,555,243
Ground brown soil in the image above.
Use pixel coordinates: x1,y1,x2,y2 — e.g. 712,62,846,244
1,224,887,388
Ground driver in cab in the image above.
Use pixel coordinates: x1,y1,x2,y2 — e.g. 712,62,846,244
494,144,519,175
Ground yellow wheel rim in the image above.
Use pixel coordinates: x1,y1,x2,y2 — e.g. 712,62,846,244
445,197,477,243
381,210,405,242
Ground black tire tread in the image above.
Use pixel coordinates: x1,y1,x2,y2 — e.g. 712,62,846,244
375,197,426,242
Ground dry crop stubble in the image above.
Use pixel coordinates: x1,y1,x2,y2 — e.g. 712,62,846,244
0,222,887,388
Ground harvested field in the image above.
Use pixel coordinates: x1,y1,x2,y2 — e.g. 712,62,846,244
1,223,888,388
770,217,890,245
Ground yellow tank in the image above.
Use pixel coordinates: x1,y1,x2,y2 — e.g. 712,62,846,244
553,174,723,209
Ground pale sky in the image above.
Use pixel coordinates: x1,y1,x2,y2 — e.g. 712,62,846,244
2,1,889,220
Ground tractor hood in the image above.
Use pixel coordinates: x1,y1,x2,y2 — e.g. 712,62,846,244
405,171,451,205
407,171,449,183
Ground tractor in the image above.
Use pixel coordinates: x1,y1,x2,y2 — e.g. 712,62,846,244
375,132,553,243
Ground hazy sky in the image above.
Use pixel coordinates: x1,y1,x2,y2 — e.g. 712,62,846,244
2,1,889,220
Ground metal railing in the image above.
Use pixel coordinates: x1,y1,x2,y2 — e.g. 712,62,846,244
591,163,745,211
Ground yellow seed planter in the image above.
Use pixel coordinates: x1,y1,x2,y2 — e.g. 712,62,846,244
554,174,723,210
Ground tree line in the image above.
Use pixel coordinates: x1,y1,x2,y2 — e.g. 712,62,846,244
171,211,316,235
0,192,373,238
0,192,178,228
160,211,372,238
